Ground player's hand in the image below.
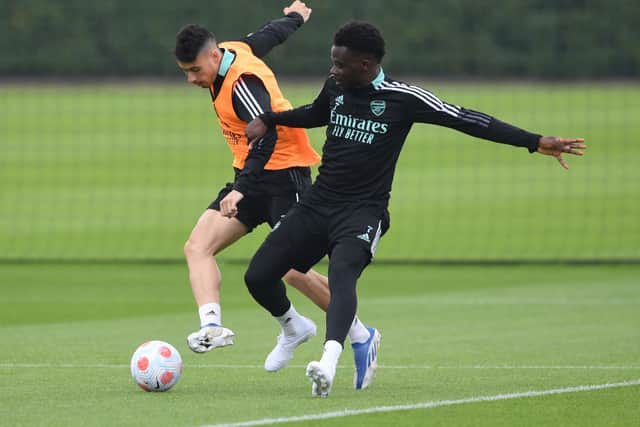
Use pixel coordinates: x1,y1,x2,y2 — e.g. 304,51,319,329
219,190,244,218
284,0,312,22
536,136,586,169
246,117,268,149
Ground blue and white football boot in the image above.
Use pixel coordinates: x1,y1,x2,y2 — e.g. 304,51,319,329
351,327,381,389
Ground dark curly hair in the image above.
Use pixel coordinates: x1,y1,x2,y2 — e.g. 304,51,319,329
333,21,385,62
174,24,217,62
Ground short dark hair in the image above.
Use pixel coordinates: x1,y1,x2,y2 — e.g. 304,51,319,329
174,24,217,62
333,21,385,62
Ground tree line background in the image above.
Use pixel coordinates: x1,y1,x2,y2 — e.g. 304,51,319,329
1,0,638,79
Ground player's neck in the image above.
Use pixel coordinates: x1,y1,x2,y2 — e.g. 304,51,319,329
357,65,381,88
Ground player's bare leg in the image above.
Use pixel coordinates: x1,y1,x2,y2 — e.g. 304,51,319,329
184,209,247,352
283,269,330,310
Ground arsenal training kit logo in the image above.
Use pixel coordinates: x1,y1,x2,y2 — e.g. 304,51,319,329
370,100,386,117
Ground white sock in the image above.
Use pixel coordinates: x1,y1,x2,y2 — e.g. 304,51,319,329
347,316,370,344
198,302,221,327
275,304,304,335
320,340,343,373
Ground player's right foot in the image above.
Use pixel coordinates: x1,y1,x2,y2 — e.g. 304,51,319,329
187,324,235,353
264,317,316,372
306,360,335,398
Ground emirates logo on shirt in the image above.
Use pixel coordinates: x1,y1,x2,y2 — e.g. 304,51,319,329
222,129,242,145
329,110,389,144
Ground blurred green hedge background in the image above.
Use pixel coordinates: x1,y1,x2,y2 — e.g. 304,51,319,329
2,0,638,78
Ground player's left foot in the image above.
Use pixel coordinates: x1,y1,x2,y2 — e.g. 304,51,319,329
187,324,235,353
352,327,381,390
306,360,335,398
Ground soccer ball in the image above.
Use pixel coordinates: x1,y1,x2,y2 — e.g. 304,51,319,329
130,340,182,392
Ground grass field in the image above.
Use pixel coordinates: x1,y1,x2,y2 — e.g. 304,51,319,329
1,82,639,261
1,81,639,425
1,262,639,426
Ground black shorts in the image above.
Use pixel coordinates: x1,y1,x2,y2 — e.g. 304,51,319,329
262,200,390,273
209,167,312,232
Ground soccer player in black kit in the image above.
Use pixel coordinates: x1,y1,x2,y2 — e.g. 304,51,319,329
230,21,586,397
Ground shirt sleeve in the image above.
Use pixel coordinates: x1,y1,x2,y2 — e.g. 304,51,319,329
260,79,331,129
230,74,278,196
406,84,541,153
238,12,305,59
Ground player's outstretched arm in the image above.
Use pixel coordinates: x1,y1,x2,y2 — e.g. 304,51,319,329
405,83,587,168
536,136,586,169
245,79,331,146
242,1,311,58
283,1,312,22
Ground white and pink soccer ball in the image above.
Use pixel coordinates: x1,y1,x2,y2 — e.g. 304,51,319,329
130,340,182,392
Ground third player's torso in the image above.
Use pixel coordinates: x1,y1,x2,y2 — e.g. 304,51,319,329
311,78,413,204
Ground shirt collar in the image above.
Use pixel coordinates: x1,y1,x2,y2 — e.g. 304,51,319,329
218,49,235,77
371,68,385,89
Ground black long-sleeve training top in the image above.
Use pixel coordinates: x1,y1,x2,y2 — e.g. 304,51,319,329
260,71,542,205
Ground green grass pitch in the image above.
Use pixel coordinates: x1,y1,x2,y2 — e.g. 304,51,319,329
1,82,639,261
0,81,639,425
1,263,639,426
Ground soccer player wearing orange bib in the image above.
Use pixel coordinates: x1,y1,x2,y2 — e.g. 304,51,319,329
174,2,380,382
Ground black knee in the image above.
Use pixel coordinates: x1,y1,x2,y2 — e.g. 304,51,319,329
244,263,262,295
329,242,370,285
244,259,291,317
244,261,272,302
